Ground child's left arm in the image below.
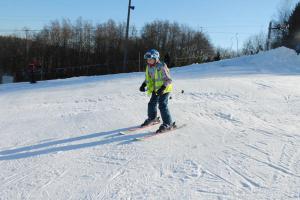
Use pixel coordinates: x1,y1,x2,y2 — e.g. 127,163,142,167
161,63,172,87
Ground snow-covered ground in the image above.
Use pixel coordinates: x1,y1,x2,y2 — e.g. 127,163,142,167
1,47,300,200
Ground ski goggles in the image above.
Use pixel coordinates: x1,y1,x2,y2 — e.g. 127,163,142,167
144,53,156,59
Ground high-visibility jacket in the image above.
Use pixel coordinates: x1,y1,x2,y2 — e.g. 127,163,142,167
145,61,172,95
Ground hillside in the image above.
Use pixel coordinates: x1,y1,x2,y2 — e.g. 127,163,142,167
1,47,300,199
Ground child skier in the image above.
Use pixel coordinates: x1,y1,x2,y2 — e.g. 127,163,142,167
139,49,175,133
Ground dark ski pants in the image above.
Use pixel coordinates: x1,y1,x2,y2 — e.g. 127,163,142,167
148,92,172,126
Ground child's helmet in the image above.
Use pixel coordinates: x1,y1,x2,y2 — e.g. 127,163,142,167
144,49,160,60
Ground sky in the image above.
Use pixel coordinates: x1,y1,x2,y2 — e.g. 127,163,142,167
0,0,298,50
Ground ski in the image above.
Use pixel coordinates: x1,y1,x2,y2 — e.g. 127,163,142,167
119,117,160,135
134,123,187,141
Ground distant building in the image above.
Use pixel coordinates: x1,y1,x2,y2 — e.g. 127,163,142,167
0,66,15,84
2,75,14,84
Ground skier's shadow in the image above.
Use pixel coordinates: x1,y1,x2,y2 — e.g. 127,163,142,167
0,126,150,160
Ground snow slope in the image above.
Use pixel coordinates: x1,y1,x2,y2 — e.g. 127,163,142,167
1,47,300,200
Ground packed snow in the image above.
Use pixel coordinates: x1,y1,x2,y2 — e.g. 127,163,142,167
1,47,300,199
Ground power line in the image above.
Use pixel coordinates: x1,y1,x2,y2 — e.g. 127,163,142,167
0,27,265,35
0,29,42,32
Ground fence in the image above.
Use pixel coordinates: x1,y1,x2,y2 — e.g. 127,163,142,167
14,60,143,82
7,56,211,83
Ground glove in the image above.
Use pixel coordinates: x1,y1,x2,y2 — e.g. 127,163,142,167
156,85,166,96
139,82,146,92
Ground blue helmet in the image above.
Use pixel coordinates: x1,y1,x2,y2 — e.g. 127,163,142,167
144,49,160,60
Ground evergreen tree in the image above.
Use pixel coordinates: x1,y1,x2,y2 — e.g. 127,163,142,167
282,2,300,48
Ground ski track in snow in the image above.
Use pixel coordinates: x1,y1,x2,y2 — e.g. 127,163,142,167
1,47,300,199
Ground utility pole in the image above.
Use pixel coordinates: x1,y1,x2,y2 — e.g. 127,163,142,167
235,33,239,56
25,28,29,63
123,0,134,73
266,21,289,50
266,21,272,50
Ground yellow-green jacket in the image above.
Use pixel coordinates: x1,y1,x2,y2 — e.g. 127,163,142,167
145,61,173,95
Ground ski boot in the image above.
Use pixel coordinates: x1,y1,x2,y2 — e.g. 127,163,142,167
141,117,160,127
156,122,176,133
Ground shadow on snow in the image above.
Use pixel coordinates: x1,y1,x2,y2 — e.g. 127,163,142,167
0,126,149,160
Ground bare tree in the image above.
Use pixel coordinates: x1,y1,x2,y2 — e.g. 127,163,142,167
1,18,216,82
242,32,267,55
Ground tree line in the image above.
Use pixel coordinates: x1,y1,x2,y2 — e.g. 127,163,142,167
0,18,215,82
